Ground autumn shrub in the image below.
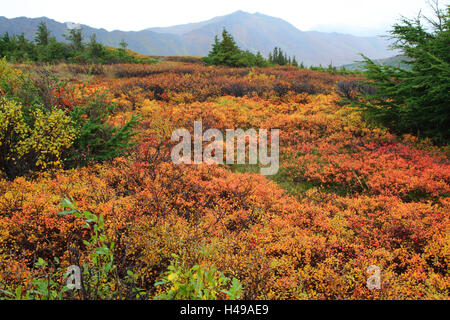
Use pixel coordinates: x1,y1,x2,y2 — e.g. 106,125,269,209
0,98,76,179
0,60,448,301
0,58,79,111
164,56,203,64
0,144,448,300
2,158,447,299
0,57,41,107
107,64,351,106
0,198,145,300
111,63,199,78
336,80,375,101
0,61,140,176
66,64,105,76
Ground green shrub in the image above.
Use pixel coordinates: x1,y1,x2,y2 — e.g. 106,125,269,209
155,255,242,300
68,94,139,167
0,59,139,177
59,199,119,299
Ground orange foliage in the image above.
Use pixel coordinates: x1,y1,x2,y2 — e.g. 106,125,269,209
0,63,448,300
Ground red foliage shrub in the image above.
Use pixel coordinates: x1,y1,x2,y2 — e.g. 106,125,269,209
0,63,448,300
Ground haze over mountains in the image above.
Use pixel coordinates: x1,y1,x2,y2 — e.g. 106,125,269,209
308,23,389,37
0,10,396,66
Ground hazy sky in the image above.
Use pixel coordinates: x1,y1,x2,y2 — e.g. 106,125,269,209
1,0,447,35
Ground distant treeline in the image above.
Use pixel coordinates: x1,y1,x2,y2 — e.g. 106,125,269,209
203,29,358,74
268,47,299,66
0,21,157,64
203,29,299,68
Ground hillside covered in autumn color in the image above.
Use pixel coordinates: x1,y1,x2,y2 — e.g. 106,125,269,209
0,60,448,300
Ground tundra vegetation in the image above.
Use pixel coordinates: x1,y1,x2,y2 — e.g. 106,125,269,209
0,4,448,300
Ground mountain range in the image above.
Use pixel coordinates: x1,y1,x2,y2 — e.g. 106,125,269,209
0,11,396,66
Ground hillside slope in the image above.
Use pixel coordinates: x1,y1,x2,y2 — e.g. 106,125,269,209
0,11,396,65
342,55,411,70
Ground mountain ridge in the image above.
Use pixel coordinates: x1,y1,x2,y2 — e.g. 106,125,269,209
0,11,396,66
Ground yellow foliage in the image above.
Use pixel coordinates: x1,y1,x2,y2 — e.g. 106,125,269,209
0,98,30,160
19,107,76,169
0,57,25,96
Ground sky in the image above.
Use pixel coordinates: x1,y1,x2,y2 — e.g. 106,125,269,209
1,0,447,35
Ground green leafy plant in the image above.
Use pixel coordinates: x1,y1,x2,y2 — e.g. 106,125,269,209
155,254,242,300
59,198,117,299
58,198,146,300
26,257,73,300
0,256,74,300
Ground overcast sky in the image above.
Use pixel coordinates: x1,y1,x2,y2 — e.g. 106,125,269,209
1,0,447,35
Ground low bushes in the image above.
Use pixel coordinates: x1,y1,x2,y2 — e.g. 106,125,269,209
0,60,448,300
0,59,139,179
0,98,76,179
107,65,351,107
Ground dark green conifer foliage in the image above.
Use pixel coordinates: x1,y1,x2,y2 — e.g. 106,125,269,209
203,28,268,67
35,21,50,46
0,22,156,64
360,2,450,144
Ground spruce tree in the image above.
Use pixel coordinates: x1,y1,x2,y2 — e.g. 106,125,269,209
360,2,449,144
65,28,84,51
220,29,241,66
88,34,104,61
255,51,267,67
119,39,128,50
35,21,50,46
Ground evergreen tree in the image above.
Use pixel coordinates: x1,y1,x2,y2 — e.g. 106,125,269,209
35,21,50,46
45,37,68,62
272,47,279,64
220,29,241,66
360,2,450,144
255,51,267,67
0,24,154,64
15,33,35,61
65,28,84,51
119,39,128,50
206,35,222,65
0,33,10,58
203,28,267,67
269,47,297,66
88,34,104,61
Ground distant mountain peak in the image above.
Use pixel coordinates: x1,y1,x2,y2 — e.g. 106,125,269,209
0,13,395,66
